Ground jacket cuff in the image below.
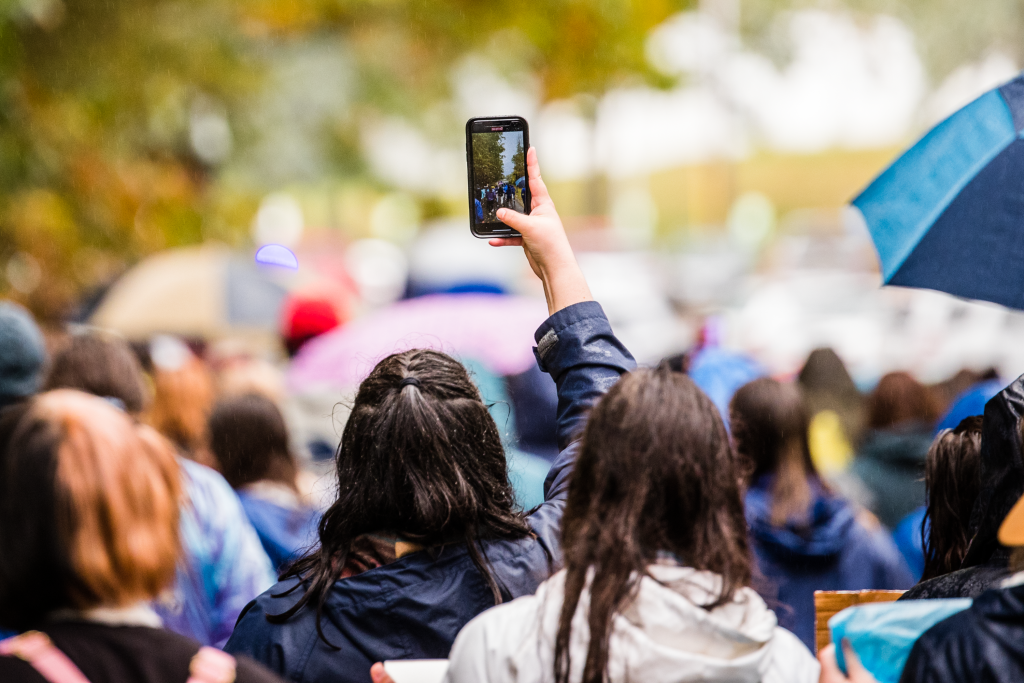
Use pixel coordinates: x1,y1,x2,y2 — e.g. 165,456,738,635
532,301,608,373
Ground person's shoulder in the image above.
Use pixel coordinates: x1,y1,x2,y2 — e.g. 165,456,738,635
225,579,316,676
53,621,202,651
45,623,204,680
179,457,237,498
763,626,820,683
900,608,977,682
846,508,907,563
463,570,563,641
236,653,291,683
227,577,312,643
903,564,1010,600
232,576,304,627
447,579,553,683
0,656,46,683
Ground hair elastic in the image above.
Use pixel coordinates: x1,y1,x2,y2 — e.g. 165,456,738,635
399,377,422,390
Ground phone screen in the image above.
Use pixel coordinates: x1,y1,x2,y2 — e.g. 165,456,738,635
467,118,529,233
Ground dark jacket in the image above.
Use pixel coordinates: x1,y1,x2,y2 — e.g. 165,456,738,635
900,580,1024,683
0,621,284,683
746,479,914,651
901,373,1024,600
224,302,635,683
852,426,934,529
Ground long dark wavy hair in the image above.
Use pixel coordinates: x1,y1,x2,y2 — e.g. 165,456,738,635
270,349,532,642
921,416,982,581
555,365,751,683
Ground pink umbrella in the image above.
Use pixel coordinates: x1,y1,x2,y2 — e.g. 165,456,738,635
287,294,549,391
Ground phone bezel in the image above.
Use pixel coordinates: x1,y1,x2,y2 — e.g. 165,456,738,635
466,116,530,239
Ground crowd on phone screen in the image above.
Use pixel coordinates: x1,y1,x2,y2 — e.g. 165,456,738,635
3,157,1024,683
477,182,520,220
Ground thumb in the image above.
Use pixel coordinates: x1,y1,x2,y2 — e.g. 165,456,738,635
369,663,393,683
496,208,534,235
841,639,878,683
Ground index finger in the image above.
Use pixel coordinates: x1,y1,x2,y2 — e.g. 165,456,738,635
817,645,845,683
841,639,876,681
526,147,552,208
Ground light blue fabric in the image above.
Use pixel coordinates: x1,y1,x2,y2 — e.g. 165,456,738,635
238,491,321,572
830,598,972,682
854,90,1016,281
892,506,926,581
506,448,550,510
936,379,1002,432
687,346,765,428
464,357,546,510
156,458,277,647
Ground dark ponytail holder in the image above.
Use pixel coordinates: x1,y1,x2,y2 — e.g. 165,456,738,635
399,377,421,390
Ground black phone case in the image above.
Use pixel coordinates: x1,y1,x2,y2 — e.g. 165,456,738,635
466,116,529,239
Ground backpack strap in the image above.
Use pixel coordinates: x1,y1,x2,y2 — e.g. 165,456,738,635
0,631,91,683
187,646,237,683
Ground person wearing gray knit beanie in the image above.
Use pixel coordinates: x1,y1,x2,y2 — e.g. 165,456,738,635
0,301,46,408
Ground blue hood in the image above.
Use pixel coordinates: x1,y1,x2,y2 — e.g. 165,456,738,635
745,480,856,561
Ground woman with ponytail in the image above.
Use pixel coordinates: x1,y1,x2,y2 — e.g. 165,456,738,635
226,148,635,683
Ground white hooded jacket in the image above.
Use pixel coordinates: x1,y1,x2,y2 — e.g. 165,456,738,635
444,564,819,683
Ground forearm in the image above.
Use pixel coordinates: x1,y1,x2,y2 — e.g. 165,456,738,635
538,254,592,317
533,301,635,450
545,268,592,316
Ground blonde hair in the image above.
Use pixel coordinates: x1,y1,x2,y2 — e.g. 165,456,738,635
37,391,181,610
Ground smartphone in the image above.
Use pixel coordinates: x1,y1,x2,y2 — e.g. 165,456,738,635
466,116,530,238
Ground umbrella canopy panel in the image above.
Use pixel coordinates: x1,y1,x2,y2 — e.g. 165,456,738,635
92,244,287,339
854,74,1024,309
287,293,548,392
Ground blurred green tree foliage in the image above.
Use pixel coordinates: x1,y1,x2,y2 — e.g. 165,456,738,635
0,0,259,317
742,0,1024,83
472,133,506,189
509,137,525,183
0,0,688,319
4,0,1019,319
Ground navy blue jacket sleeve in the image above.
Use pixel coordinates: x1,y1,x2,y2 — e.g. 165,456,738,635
524,301,634,560
533,301,636,454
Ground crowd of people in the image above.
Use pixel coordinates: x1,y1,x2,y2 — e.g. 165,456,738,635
476,181,522,222
1,148,1023,683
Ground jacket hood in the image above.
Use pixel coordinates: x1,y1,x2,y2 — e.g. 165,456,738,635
858,426,933,465
445,563,819,683
963,373,1024,568
619,565,777,661
536,565,800,682
745,480,855,561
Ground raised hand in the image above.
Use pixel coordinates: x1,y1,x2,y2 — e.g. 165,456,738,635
818,642,879,683
489,147,592,316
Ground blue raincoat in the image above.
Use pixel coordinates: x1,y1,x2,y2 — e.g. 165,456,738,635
746,478,915,651
225,302,635,683
238,491,321,572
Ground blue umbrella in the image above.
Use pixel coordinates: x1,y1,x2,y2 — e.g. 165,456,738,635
853,73,1024,309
